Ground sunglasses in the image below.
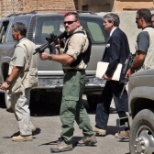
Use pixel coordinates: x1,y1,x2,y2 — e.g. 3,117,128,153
63,20,77,25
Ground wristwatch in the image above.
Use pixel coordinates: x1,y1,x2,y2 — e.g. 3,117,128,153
48,54,52,60
5,79,11,86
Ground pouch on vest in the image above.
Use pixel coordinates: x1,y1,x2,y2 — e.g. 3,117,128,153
23,68,38,88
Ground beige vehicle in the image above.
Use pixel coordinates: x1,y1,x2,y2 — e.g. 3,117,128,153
0,10,108,110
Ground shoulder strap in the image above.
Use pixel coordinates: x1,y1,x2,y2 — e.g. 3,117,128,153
64,31,86,52
68,31,85,38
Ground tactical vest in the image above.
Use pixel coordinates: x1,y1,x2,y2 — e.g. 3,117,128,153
140,27,154,70
9,38,38,94
64,31,91,68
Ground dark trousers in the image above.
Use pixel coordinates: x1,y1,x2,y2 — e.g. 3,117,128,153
95,80,128,130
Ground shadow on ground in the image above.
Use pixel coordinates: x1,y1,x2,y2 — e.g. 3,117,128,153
0,91,117,117
0,93,6,109
29,91,97,116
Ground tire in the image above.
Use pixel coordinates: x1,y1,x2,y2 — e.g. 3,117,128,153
130,109,154,154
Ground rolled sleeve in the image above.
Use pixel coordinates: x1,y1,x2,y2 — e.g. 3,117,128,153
66,34,86,60
136,31,149,54
13,47,26,67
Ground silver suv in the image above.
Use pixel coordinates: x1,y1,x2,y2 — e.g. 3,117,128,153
0,10,108,110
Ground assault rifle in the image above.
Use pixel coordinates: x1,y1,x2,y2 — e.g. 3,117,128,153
117,53,135,128
33,32,67,55
121,52,135,82
120,53,135,98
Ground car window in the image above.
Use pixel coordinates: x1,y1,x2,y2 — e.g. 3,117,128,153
41,21,54,42
7,16,30,42
35,15,107,44
35,16,64,44
80,17,108,44
42,21,54,33
87,22,105,43
0,21,9,43
40,21,65,43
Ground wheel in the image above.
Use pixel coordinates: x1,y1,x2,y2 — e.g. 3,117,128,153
4,90,12,110
130,109,154,154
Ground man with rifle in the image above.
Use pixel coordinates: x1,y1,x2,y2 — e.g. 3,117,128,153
39,12,96,153
126,9,154,77
116,8,154,141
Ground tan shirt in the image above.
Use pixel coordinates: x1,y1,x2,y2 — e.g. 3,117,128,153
62,26,89,69
142,27,154,69
9,38,38,93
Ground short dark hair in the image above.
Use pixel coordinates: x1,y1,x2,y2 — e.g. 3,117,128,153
64,12,79,21
103,13,120,27
137,8,151,23
12,22,27,37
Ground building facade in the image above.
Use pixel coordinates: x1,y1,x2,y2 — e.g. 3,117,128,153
0,0,154,18
0,0,77,18
78,0,154,12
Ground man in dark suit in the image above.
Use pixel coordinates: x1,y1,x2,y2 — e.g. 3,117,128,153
94,13,130,137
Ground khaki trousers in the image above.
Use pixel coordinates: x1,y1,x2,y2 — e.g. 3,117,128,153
11,88,32,135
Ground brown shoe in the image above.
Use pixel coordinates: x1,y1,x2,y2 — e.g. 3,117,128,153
115,130,130,141
12,135,33,142
78,135,97,146
93,127,106,136
50,140,73,153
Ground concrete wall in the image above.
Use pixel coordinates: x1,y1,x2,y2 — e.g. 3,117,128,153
97,11,152,53
115,0,154,12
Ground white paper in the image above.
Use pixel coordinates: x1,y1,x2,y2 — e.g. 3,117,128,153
96,61,122,81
